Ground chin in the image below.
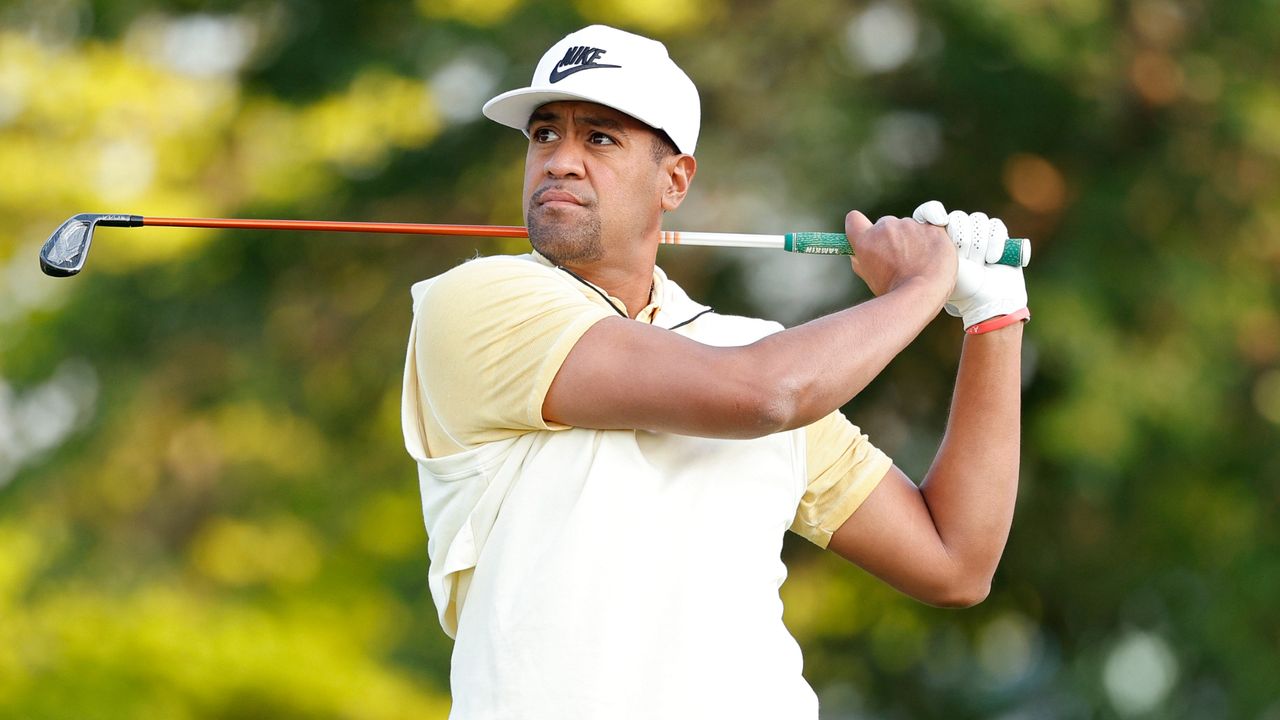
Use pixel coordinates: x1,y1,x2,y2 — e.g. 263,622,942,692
527,212,603,265
530,237,603,266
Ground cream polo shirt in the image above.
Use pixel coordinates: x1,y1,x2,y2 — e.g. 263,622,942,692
408,252,890,547
401,252,892,719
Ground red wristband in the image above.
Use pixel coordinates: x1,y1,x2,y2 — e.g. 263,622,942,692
965,307,1030,335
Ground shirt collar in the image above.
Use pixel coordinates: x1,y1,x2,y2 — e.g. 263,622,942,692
530,249,666,323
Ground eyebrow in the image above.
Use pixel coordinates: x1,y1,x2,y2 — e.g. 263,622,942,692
527,110,628,135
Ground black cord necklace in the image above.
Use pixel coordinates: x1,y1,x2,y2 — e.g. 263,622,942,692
556,265,712,330
556,265,630,318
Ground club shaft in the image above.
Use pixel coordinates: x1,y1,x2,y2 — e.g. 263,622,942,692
142,216,530,238
141,216,789,249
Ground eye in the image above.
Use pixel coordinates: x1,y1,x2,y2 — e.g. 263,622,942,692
532,127,560,143
588,131,616,146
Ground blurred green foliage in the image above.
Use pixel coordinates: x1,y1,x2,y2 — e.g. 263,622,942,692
2,0,1278,717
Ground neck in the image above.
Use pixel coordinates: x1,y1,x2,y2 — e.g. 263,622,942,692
558,228,660,319
561,253,655,319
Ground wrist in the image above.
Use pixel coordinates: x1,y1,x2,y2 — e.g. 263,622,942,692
889,273,952,308
965,307,1030,335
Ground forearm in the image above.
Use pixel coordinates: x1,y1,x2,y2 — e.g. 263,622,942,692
545,212,956,439
919,322,1023,585
750,277,949,430
543,276,947,439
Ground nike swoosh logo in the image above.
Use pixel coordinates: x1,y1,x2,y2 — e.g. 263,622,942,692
549,63,621,83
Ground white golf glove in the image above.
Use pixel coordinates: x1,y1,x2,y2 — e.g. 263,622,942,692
913,201,1030,331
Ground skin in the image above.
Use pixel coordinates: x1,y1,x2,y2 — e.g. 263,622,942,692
524,103,694,316
532,100,1021,607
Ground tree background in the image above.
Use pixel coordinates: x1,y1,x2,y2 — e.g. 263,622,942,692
2,0,1278,717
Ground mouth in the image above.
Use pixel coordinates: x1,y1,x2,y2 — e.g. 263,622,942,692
533,187,586,208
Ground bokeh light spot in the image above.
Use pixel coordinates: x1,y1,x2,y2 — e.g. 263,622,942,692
871,111,941,170
128,13,259,78
1102,631,1178,716
844,1,919,73
1130,50,1183,106
430,53,500,124
977,612,1043,687
1004,153,1067,214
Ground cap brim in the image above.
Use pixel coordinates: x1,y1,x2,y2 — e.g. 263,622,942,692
481,86,679,150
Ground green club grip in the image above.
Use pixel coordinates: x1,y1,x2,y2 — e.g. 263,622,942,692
783,232,851,255
784,232,1029,267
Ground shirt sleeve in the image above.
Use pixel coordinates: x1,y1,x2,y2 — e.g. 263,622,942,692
412,257,616,456
790,409,893,549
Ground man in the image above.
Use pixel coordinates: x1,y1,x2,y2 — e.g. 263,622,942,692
401,24,1027,718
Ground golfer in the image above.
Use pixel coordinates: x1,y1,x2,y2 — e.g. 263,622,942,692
402,24,1027,718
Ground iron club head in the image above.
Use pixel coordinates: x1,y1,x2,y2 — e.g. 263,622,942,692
39,214,142,277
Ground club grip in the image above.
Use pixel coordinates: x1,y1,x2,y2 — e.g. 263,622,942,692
783,232,851,255
784,232,1030,267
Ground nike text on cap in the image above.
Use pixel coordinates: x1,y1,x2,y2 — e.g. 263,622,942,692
482,25,701,155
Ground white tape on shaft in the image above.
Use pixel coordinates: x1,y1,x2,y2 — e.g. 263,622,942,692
659,231,785,249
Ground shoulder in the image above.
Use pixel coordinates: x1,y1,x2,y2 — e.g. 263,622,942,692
412,255,572,312
423,254,561,294
443,254,559,279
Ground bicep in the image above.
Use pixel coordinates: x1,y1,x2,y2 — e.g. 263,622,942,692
543,317,780,438
827,464,966,605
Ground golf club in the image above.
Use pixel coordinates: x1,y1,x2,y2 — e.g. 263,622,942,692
39,213,1032,277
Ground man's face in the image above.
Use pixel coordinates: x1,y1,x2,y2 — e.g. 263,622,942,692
522,101,671,266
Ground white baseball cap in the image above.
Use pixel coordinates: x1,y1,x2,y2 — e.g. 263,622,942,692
482,25,701,154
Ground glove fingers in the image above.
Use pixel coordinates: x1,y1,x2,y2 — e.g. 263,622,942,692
949,211,1016,265
934,208,1021,268
969,213,990,264
913,200,948,226
948,211,985,263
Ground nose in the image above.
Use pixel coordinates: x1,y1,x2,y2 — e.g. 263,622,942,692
543,140,585,179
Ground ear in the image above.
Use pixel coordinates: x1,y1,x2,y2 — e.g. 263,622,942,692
660,154,697,212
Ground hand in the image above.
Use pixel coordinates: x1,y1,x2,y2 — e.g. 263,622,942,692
948,259,1028,329
912,201,1013,266
845,210,956,300
912,201,1029,329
